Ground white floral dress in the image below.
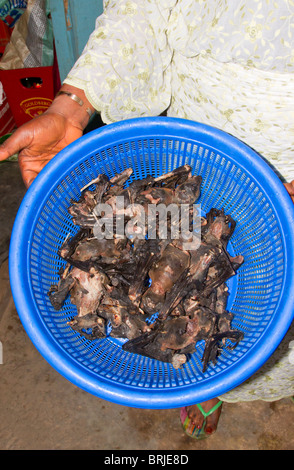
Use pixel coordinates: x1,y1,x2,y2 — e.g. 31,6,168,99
64,0,294,402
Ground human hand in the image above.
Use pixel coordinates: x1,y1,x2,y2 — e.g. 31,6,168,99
284,180,294,203
0,85,95,188
0,112,83,187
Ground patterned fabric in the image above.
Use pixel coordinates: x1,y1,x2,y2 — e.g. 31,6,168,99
64,0,294,402
219,322,294,403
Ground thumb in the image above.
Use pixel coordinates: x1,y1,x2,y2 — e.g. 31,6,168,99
284,180,294,195
0,128,32,161
284,180,294,204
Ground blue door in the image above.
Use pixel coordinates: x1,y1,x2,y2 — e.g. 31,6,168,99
49,0,104,82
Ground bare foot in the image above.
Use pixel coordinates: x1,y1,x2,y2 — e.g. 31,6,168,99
186,398,222,435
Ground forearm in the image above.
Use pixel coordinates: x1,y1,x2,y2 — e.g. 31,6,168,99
48,84,96,130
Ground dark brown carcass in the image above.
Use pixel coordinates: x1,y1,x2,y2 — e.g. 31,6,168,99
48,165,244,371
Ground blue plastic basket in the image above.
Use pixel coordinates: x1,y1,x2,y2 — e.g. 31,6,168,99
9,117,294,408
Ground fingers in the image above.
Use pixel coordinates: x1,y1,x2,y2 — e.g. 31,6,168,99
22,169,39,188
0,127,32,162
284,180,294,203
19,154,52,188
284,180,294,195
0,114,82,186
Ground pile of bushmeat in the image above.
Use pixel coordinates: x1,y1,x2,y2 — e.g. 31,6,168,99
48,165,244,371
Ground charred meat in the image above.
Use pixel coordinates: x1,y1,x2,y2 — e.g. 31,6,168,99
48,165,244,371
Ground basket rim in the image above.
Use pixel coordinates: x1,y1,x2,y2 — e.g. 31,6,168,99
9,116,294,408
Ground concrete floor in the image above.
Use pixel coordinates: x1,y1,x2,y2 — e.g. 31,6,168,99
0,161,294,451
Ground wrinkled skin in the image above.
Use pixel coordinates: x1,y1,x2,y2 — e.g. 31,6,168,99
68,313,106,340
48,264,76,311
48,166,244,372
141,243,190,315
67,165,202,230
48,264,108,338
123,307,217,369
128,238,162,305
69,266,107,317
0,111,83,187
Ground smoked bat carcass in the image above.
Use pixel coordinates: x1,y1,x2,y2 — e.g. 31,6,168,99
48,165,244,371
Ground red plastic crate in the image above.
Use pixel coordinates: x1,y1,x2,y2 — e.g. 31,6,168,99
0,19,11,55
0,65,56,127
0,90,16,135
